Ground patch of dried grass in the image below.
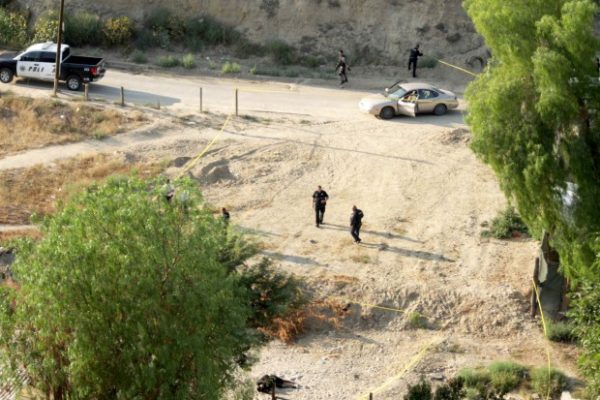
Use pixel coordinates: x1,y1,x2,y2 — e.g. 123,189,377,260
0,154,163,224
0,95,146,157
0,229,42,244
259,299,348,344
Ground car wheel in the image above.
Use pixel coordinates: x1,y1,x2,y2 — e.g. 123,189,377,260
434,104,448,116
66,75,82,91
0,68,13,84
379,106,395,120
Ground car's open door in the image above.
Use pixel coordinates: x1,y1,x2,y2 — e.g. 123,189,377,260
397,100,416,117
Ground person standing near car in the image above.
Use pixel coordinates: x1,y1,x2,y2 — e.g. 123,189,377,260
336,50,350,86
350,205,364,243
312,185,329,227
408,44,423,78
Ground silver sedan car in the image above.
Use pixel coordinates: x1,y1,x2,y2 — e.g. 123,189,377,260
359,82,459,119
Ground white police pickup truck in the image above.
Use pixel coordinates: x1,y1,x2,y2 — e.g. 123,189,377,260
0,42,106,91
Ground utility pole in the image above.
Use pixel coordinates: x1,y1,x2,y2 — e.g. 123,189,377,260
53,0,65,96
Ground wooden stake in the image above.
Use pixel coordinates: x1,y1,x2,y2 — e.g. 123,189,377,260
120,86,125,107
235,88,238,116
84,83,89,101
199,87,203,113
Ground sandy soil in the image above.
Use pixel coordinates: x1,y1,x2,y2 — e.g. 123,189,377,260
0,69,579,399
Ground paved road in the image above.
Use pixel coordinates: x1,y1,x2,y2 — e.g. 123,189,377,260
4,69,370,118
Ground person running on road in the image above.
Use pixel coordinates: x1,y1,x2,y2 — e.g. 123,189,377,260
408,44,423,78
336,49,350,86
350,205,364,243
312,185,329,227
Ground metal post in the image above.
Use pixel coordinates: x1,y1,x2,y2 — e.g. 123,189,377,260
271,385,276,400
157,99,160,110
52,0,65,96
235,88,238,116
369,393,373,400
199,87,203,113
120,86,125,107
83,83,89,101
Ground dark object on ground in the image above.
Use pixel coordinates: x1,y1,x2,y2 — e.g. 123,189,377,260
257,375,297,393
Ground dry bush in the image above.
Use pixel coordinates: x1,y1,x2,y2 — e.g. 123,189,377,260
259,299,348,344
0,96,145,157
0,154,162,224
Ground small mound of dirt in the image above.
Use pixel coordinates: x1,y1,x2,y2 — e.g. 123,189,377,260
439,128,471,145
198,162,236,185
170,156,192,168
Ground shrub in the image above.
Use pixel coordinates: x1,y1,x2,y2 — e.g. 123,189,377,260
457,368,491,388
130,50,147,64
221,61,241,74
546,320,577,343
185,15,239,47
181,53,196,69
404,378,432,400
143,7,172,32
487,361,528,393
239,258,305,336
265,40,297,65
420,56,438,68
0,9,28,49
156,55,180,68
64,12,103,47
408,311,427,329
33,11,59,43
234,39,264,59
531,367,568,398
434,377,465,400
482,206,529,239
103,16,135,46
303,55,321,69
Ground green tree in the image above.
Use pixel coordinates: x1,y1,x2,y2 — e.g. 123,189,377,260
0,8,28,49
0,177,257,399
464,0,600,396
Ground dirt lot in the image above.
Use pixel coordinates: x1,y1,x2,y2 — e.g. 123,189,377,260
0,70,579,399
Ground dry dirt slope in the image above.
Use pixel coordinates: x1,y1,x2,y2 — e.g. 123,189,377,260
15,0,487,66
181,111,578,398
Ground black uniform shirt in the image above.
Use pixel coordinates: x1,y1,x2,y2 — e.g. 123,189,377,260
313,190,329,206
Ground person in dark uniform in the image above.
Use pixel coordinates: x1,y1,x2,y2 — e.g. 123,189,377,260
312,185,329,227
256,375,297,394
408,44,423,78
336,49,350,86
221,207,230,223
350,205,364,243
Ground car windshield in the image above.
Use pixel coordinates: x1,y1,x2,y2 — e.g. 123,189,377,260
385,85,408,99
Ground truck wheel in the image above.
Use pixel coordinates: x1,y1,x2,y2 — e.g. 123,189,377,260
379,107,395,120
0,68,13,84
66,75,82,91
434,104,448,116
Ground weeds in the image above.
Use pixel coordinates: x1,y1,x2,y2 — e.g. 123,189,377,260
0,8,28,49
457,368,491,388
407,311,427,329
130,50,148,64
266,40,297,65
103,16,135,46
546,320,577,343
156,55,180,68
221,61,241,74
181,53,197,69
481,206,529,239
488,361,527,393
531,367,568,398
420,56,439,68
64,12,103,47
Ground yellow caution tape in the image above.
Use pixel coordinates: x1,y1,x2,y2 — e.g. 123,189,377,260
178,114,233,177
436,59,478,77
330,296,406,314
532,278,554,400
358,336,443,400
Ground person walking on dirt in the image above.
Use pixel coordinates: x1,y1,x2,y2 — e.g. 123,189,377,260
408,44,423,78
336,49,350,86
350,205,364,243
312,185,329,227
